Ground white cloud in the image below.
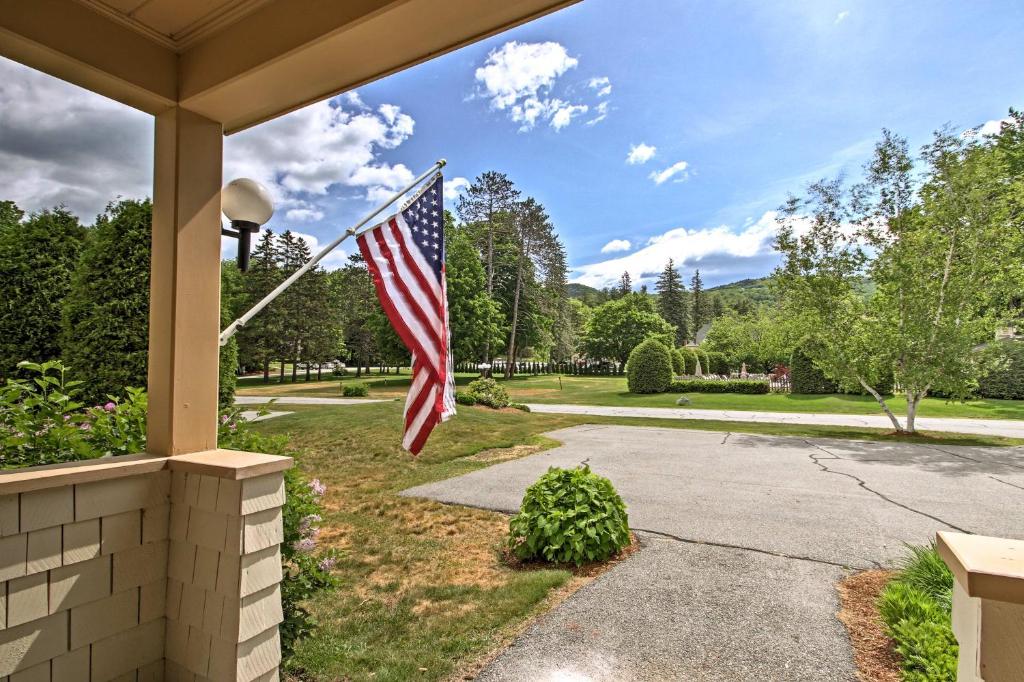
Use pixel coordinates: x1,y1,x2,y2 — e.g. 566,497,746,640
586,101,610,126
223,96,416,215
588,76,612,97
573,211,803,288
0,58,153,220
600,239,632,253
626,143,657,165
443,177,470,201
285,207,325,222
648,160,690,185
834,10,850,24
474,41,598,132
963,116,1017,139
475,41,578,109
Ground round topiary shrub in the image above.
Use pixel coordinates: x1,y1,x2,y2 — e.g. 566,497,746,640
466,377,510,408
978,340,1024,400
705,351,730,375
341,383,369,397
627,338,673,393
508,465,630,565
671,348,686,376
790,345,837,394
455,391,477,406
679,347,698,374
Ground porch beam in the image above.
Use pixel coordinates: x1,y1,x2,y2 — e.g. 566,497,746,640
0,0,177,114
147,107,224,456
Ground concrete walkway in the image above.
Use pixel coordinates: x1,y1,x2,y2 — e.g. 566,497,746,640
525,403,1024,439
403,425,1024,681
235,396,389,406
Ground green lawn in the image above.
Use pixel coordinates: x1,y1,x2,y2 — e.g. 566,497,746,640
257,401,1019,681
238,372,1024,421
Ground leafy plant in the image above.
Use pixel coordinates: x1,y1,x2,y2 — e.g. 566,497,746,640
626,338,673,393
704,350,731,375
878,543,957,681
508,465,630,566
667,378,769,394
341,383,369,397
671,348,686,376
509,403,531,412
84,387,148,457
790,343,838,394
455,391,477,406
978,339,1024,400
467,377,510,408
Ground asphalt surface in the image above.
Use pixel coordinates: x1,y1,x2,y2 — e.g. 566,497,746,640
525,403,1024,439
401,425,1024,681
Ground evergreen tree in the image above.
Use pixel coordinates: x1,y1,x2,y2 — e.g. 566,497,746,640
617,271,633,297
332,254,378,377
0,201,23,239
0,206,85,378
61,200,150,399
277,231,313,381
690,269,706,341
237,230,284,382
445,216,504,362
710,293,725,319
655,259,689,345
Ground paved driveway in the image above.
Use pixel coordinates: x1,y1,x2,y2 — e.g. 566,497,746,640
402,425,1024,681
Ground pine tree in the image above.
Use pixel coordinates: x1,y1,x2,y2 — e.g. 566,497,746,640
237,230,284,382
618,271,633,297
690,269,706,342
655,259,689,345
710,293,725,319
61,200,151,400
445,214,504,362
0,206,85,378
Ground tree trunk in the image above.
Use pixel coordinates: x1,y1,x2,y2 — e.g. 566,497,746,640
291,357,297,383
278,360,285,384
904,388,928,435
857,376,905,432
262,358,270,384
505,256,525,380
305,363,310,382
317,365,322,381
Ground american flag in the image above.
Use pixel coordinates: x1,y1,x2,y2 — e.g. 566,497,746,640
356,174,456,454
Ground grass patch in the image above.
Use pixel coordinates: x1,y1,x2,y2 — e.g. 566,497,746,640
877,545,957,681
237,373,1024,421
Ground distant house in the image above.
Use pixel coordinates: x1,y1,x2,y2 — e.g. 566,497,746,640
995,325,1022,341
686,322,713,347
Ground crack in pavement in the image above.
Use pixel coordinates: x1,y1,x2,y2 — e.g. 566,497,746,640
631,527,877,570
804,440,971,534
990,475,1024,492
925,444,1024,471
721,432,731,445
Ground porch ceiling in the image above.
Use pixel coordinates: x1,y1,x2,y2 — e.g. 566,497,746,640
0,0,579,132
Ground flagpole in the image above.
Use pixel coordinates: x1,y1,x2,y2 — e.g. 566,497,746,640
219,158,446,346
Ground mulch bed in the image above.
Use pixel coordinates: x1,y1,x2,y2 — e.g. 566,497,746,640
837,570,903,682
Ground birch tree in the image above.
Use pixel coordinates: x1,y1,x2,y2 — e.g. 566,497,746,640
774,127,1017,433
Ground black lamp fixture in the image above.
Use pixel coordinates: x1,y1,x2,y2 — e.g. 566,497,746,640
221,178,275,271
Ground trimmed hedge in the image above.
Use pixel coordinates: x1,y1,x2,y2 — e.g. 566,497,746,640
668,379,769,394
978,340,1024,400
790,346,837,394
679,347,698,374
695,347,710,374
455,391,477,406
671,348,686,376
705,350,730,375
341,383,369,397
627,338,674,393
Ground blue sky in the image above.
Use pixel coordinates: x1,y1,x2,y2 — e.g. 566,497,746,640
1,0,1022,287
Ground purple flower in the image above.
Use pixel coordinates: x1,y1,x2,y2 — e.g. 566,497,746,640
293,537,317,552
299,514,322,532
318,557,337,571
308,478,327,496
221,414,230,424
103,402,116,412
79,422,92,431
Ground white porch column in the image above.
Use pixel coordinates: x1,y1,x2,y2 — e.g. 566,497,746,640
148,107,224,456
937,531,1024,681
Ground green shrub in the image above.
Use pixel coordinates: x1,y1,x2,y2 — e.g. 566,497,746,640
705,350,730,375
668,379,769,394
508,465,630,566
679,347,698,374
627,339,673,393
978,339,1024,400
878,544,957,682
509,403,531,412
695,347,710,374
455,391,477,406
790,345,838,394
671,348,686,376
467,377,510,408
341,383,369,397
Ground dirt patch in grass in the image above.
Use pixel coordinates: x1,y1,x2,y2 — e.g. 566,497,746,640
837,569,901,682
467,443,544,463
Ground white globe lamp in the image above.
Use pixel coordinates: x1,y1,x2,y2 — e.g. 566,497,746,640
222,178,274,271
